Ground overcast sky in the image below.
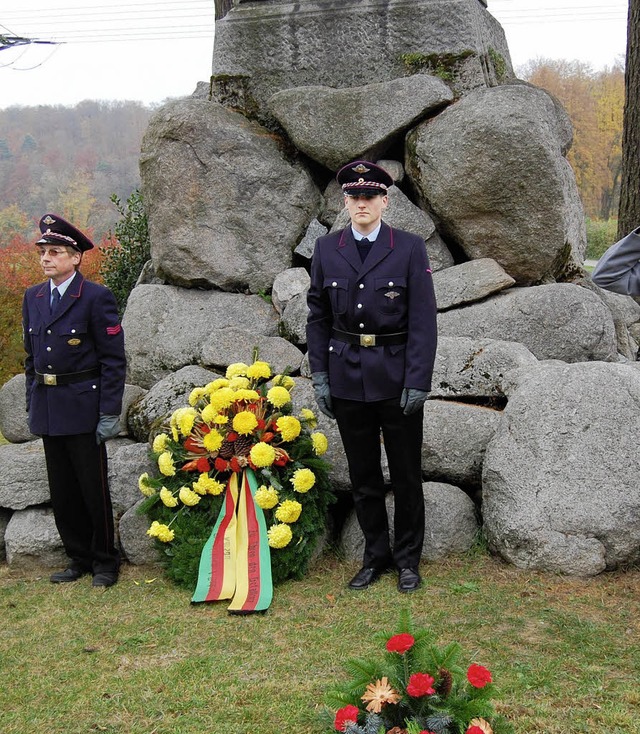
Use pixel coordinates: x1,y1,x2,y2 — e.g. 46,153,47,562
0,0,629,110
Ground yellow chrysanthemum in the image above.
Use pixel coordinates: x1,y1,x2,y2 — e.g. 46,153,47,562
299,408,317,429
273,374,295,390
152,433,170,453
276,415,301,442
160,487,178,508
200,403,217,424
158,451,176,477
171,425,178,441
255,485,279,509
205,378,229,393
209,387,236,411
226,362,249,379
203,429,224,452
250,442,276,468
213,414,228,425
246,360,271,379
267,385,291,408
179,486,201,507
228,376,250,390
193,473,225,496
311,432,328,456
233,411,259,435
147,521,174,543
291,467,315,493
275,499,302,524
138,472,156,497
173,407,198,437
233,388,260,402
188,387,207,406
267,523,293,549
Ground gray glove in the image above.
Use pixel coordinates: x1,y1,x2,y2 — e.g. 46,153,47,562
311,372,335,420
96,414,121,444
400,388,429,416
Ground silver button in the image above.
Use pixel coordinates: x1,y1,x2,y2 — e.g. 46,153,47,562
71,329,76,334
332,282,338,287
329,346,334,352
28,327,33,333
388,281,394,287
359,323,364,329
359,283,364,289
47,329,51,335
46,346,52,352
357,303,363,309
47,365,52,369
92,384,97,389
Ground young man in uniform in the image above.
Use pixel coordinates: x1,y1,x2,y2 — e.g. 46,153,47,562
22,214,126,588
306,161,438,592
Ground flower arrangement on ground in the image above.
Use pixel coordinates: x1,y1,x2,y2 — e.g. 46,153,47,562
138,356,334,603
324,610,514,734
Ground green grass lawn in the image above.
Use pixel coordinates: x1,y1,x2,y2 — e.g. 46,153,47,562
1,551,638,734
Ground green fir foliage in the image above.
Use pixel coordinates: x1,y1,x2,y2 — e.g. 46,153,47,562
99,190,150,316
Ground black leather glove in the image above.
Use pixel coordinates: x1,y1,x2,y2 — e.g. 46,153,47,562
400,388,428,416
96,414,121,444
311,372,335,420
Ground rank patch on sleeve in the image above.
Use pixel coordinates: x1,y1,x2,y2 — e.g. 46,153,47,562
106,324,122,335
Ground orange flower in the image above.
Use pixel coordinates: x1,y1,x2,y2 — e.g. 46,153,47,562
361,676,401,713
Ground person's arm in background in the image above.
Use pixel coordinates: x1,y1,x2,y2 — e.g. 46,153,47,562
591,227,640,296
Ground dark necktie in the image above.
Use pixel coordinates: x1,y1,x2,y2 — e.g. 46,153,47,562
50,287,61,315
357,237,373,262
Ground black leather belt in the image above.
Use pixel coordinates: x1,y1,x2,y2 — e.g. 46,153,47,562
35,368,100,386
331,329,408,347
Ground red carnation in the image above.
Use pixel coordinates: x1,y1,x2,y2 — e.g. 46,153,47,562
385,633,415,654
334,704,359,731
196,457,210,473
257,418,266,430
214,457,229,472
227,431,238,442
406,672,436,697
229,457,242,473
466,727,486,734
467,664,492,688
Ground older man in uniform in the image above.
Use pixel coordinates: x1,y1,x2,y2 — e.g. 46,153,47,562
22,214,126,588
306,161,438,592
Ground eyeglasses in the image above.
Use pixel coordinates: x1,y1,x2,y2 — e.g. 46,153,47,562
38,247,72,258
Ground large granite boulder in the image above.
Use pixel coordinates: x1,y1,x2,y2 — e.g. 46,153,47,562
482,361,640,576
201,327,305,374
0,374,36,443
407,84,586,284
0,440,50,510
140,98,321,293
119,499,161,566
122,284,279,388
268,75,453,170
341,482,479,562
212,0,513,122
433,258,515,311
4,508,66,569
108,441,157,516
438,284,617,363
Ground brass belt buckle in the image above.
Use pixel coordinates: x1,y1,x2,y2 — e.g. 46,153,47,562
359,333,376,347
43,373,57,386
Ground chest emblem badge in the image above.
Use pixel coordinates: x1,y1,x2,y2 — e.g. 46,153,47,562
385,290,400,300
68,338,82,346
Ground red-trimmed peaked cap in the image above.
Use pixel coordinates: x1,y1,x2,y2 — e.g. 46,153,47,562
336,160,394,196
36,213,94,252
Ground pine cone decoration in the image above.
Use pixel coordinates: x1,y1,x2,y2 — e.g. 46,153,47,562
435,668,453,698
218,439,234,459
233,434,253,456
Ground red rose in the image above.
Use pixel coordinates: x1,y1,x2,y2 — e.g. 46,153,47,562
466,727,486,734
467,664,492,688
334,704,359,731
406,672,436,697
386,633,415,654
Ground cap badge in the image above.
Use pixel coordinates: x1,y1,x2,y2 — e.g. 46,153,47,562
352,164,370,174
42,215,56,226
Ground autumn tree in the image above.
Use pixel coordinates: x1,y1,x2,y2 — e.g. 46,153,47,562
618,0,640,236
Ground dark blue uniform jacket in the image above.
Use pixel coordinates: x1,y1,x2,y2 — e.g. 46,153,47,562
306,222,438,401
22,271,126,436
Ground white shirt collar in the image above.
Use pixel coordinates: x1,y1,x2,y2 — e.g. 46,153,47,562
51,271,77,297
351,223,382,242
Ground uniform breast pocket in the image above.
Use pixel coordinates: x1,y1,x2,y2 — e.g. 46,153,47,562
62,322,88,348
375,276,407,314
324,277,349,315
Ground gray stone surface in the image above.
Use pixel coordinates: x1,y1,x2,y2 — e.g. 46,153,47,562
269,75,453,170
280,293,310,346
341,482,479,562
201,327,305,374
438,284,617,363
5,507,66,569
433,258,515,311
0,374,36,443
295,219,328,260
140,98,321,293
331,185,454,272
119,499,162,566
127,365,221,442
122,284,279,388
422,400,502,487
272,268,311,315
108,441,157,516
407,84,586,284
0,440,50,510
483,361,640,576
0,509,9,560
212,0,513,121
588,280,640,361
431,336,538,401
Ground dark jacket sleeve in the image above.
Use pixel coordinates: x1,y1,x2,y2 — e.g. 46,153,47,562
306,238,333,375
89,285,126,416
591,227,640,296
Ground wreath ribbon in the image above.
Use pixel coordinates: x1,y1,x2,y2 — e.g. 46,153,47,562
192,468,273,613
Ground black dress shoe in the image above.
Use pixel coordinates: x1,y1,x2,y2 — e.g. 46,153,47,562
348,567,383,590
92,572,118,588
398,568,421,593
50,568,87,584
